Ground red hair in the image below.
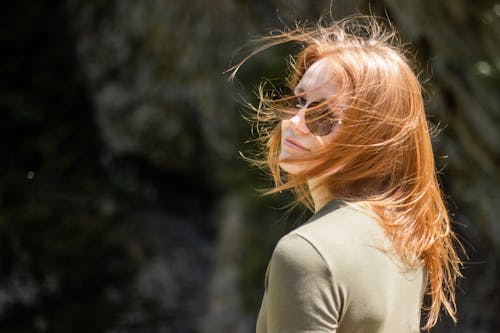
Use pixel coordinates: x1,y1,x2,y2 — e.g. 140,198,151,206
230,16,462,330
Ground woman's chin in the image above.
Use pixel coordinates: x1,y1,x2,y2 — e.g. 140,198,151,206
279,161,307,175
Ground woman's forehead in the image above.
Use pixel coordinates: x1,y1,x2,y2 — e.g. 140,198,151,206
294,58,338,99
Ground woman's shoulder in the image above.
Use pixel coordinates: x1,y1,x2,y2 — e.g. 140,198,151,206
271,231,331,278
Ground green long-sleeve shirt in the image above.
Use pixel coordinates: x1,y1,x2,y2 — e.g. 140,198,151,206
256,201,425,333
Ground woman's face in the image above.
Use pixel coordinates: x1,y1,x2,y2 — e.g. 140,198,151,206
279,58,340,175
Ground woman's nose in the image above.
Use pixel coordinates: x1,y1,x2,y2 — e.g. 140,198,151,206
289,108,310,134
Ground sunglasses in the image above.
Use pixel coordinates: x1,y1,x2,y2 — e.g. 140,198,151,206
273,96,341,136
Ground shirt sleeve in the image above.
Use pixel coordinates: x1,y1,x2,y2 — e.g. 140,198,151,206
265,232,344,333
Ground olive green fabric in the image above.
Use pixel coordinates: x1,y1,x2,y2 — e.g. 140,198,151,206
256,201,425,333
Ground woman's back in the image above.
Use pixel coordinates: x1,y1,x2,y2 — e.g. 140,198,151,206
257,202,425,333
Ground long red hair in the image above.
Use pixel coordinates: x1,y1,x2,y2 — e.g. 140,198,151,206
230,16,462,330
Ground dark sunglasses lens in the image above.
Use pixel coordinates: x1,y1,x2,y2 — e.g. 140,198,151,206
307,118,333,136
305,104,335,136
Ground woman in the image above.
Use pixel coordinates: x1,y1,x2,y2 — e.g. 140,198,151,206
230,16,462,332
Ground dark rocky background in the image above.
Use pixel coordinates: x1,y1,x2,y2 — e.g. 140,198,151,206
1,1,499,332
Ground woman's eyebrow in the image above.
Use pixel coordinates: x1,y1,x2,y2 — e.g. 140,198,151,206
294,88,327,102
294,88,328,106
294,87,305,96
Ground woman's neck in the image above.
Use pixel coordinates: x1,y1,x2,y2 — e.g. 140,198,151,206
307,178,334,213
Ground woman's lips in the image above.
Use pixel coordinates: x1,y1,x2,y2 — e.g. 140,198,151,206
284,138,309,151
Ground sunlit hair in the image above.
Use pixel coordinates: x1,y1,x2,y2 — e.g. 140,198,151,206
229,16,463,330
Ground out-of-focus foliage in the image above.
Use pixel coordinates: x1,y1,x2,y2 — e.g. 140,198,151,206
0,2,141,331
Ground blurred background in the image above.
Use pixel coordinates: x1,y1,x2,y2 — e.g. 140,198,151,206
1,0,499,332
